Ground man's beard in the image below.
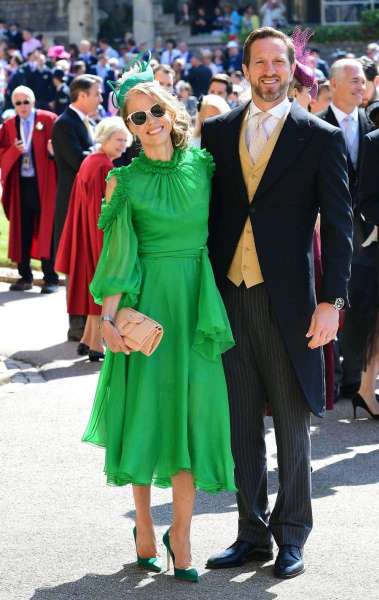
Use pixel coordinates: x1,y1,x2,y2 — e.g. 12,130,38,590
252,79,290,102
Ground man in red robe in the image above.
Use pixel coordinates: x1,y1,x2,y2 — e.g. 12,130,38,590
0,85,59,293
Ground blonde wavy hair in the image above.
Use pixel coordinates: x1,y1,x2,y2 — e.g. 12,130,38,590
123,81,192,149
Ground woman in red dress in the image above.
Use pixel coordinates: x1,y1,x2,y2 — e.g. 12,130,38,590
55,116,130,360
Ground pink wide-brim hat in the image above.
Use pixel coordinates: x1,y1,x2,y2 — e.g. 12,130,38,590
48,45,71,59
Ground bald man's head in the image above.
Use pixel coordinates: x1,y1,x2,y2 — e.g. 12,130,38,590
329,58,366,112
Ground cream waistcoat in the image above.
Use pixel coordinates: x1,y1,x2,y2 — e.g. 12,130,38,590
227,111,287,287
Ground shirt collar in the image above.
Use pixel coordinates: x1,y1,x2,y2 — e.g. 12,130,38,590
69,104,87,121
330,103,359,125
249,97,291,120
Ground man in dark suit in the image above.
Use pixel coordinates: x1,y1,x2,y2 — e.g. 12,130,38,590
186,51,212,98
51,68,70,115
318,58,374,400
89,52,116,110
52,74,102,341
202,27,353,578
29,50,55,111
350,130,379,418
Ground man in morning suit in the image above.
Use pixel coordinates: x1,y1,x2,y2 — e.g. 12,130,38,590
202,28,353,578
52,74,102,341
351,129,379,418
0,85,58,293
318,59,374,400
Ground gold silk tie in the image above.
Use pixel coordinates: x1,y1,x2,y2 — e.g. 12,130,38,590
248,112,270,164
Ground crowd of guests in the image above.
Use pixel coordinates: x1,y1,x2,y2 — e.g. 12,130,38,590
176,2,287,34
0,17,379,419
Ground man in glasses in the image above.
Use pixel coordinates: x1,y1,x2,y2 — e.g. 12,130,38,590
0,85,59,293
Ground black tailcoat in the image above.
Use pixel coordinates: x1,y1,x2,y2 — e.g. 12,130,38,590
52,107,92,251
359,128,379,225
202,100,353,416
318,106,374,265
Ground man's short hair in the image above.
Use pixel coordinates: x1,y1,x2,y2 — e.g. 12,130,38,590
359,56,378,82
330,58,364,80
69,74,101,102
243,27,295,67
210,74,233,95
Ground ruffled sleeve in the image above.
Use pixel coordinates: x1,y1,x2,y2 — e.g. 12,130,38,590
190,147,215,178
192,249,235,361
89,167,141,307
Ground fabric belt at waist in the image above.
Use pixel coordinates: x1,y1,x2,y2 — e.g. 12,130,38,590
139,246,234,361
139,247,207,260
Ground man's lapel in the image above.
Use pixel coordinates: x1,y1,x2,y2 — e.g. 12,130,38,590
253,101,315,202
67,107,88,137
223,103,250,206
357,109,372,172
325,105,339,128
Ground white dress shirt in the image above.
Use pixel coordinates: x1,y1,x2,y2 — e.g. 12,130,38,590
330,103,359,167
245,97,291,149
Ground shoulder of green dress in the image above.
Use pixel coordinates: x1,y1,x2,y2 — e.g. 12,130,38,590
105,165,129,184
187,146,215,176
98,168,129,230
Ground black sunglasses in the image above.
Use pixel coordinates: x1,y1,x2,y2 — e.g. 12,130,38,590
14,100,31,106
127,103,165,126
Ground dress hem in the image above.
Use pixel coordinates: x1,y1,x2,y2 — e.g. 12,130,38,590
82,438,236,494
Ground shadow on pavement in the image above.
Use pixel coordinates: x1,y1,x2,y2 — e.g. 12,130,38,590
30,561,280,600
9,342,102,379
0,289,42,305
312,448,379,498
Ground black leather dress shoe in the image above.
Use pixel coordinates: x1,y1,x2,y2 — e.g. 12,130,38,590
40,283,59,294
9,279,32,291
274,545,304,579
206,541,274,569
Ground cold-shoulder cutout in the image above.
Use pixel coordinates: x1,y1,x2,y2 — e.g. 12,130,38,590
98,167,129,231
105,176,117,203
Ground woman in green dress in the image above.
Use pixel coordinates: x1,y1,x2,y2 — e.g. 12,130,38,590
82,56,236,582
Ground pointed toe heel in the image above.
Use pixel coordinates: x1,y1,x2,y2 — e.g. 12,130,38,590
133,526,162,573
88,350,105,362
163,528,199,583
352,393,379,420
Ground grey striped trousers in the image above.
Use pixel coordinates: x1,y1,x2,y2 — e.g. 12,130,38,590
222,281,312,548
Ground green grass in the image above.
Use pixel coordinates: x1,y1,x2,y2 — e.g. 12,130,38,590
0,203,12,267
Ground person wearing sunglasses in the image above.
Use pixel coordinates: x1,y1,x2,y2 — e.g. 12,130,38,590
82,56,236,582
0,84,59,293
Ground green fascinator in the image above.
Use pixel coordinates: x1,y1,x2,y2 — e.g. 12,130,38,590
108,51,154,110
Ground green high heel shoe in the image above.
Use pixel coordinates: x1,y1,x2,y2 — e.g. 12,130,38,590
162,528,199,583
133,526,162,572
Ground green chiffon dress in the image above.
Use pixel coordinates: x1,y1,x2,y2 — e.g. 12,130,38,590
82,146,236,493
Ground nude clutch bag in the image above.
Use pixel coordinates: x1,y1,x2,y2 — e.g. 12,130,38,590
115,308,164,356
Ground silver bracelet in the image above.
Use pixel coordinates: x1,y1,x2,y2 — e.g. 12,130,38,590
99,315,115,329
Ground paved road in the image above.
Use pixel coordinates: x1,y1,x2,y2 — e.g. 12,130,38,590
0,283,378,600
